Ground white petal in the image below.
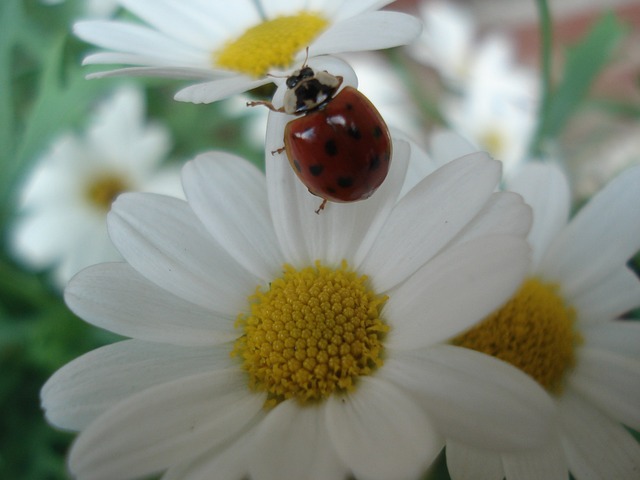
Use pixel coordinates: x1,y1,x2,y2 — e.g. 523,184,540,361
310,12,422,56
428,129,477,166
248,401,347,480
41,340,235,431
506,162,570,270
174,77,271,104
571,266,640,324
559,391,640,480
399,137,440,197
446,441,504,480
540,165,640,296
501,440,568,480
161,428,257,480
385,235,530,349
108,192,258,315
583,320,640,362
65,263,236,345
265,115,409,268
360,153,501,292
326,376,441,480
569,346,640,430
74,21,208,67
182,153,284,282
68,369,265,480
451,191,532,246
383,346,555,451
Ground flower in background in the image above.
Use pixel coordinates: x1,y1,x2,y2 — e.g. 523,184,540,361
73,0,422,104
41,129,556,479
11,85,182,289
441,43,539,176
410,0,539,174
41,0,119,18
408,0,475,87
447,163,640,479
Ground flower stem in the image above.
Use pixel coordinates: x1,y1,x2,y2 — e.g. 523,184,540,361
529,0,554,158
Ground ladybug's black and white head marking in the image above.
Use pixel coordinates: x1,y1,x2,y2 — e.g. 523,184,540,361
282,67,343,115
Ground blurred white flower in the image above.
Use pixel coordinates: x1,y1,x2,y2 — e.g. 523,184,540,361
41,131,556,479
74,0,422,104
11,85,182,288
447,163,640,480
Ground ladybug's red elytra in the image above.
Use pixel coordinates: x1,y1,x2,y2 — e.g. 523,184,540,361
248,66,392,213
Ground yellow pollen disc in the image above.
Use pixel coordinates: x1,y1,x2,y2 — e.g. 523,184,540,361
480,128,505,157
85,173,130,211
214,12,329,77
233,260,388,407
452,277,582,394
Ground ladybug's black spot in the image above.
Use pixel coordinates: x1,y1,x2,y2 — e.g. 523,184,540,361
309,164,324,176
293,159,302,173
347,125,361,139
346,103,354,111
369,155,381,171
337,176,354,188
324,139,338,156
373,125,383,139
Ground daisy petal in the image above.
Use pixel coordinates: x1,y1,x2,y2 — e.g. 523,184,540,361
571,266,640,324
584,320,640,362
428,129,477,166
502,440,568,480
311,12,422,56
108,192,257,315
41,340,234,431
384,346,555,451
446,441,504,480
540,165,640,296
506,162,570,269
266,118,409,268
326,376,440,480
248,401,347,480
182,153,284,282
385,235,530,348
162,431,256,480
570,346,640,430
68,369,265,480
451,191,532,246
174,76,272,104
74,21,208,67
360,153,501,292
65,263,236,345
559,391,640,480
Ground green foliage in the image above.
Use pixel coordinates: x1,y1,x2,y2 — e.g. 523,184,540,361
531,10,629,156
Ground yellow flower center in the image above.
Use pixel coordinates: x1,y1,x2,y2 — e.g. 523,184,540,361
452,277,582,394
233,261,388,407
479,127,505,157
214,12,329,77
85,173,130,211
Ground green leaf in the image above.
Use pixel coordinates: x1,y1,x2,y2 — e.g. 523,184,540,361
543,12,628,140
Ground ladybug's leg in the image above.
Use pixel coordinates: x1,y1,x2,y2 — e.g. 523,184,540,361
246,100,284,113
271,146,286,155
314,199,328,215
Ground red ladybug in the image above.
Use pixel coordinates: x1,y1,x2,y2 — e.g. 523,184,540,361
249,66,392,212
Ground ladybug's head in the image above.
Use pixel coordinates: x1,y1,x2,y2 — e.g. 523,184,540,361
282,67,343,115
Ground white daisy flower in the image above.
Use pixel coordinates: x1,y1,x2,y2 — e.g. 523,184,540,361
73,0,422,105
408,0,475,87
447,163,640,479
440,32,539,175
41,0,119,19
41,130,557,478
10,85,182,288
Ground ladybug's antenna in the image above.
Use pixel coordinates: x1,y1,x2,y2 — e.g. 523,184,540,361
302,46,310,68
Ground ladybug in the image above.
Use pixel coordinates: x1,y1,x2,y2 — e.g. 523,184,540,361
248,66,392,212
